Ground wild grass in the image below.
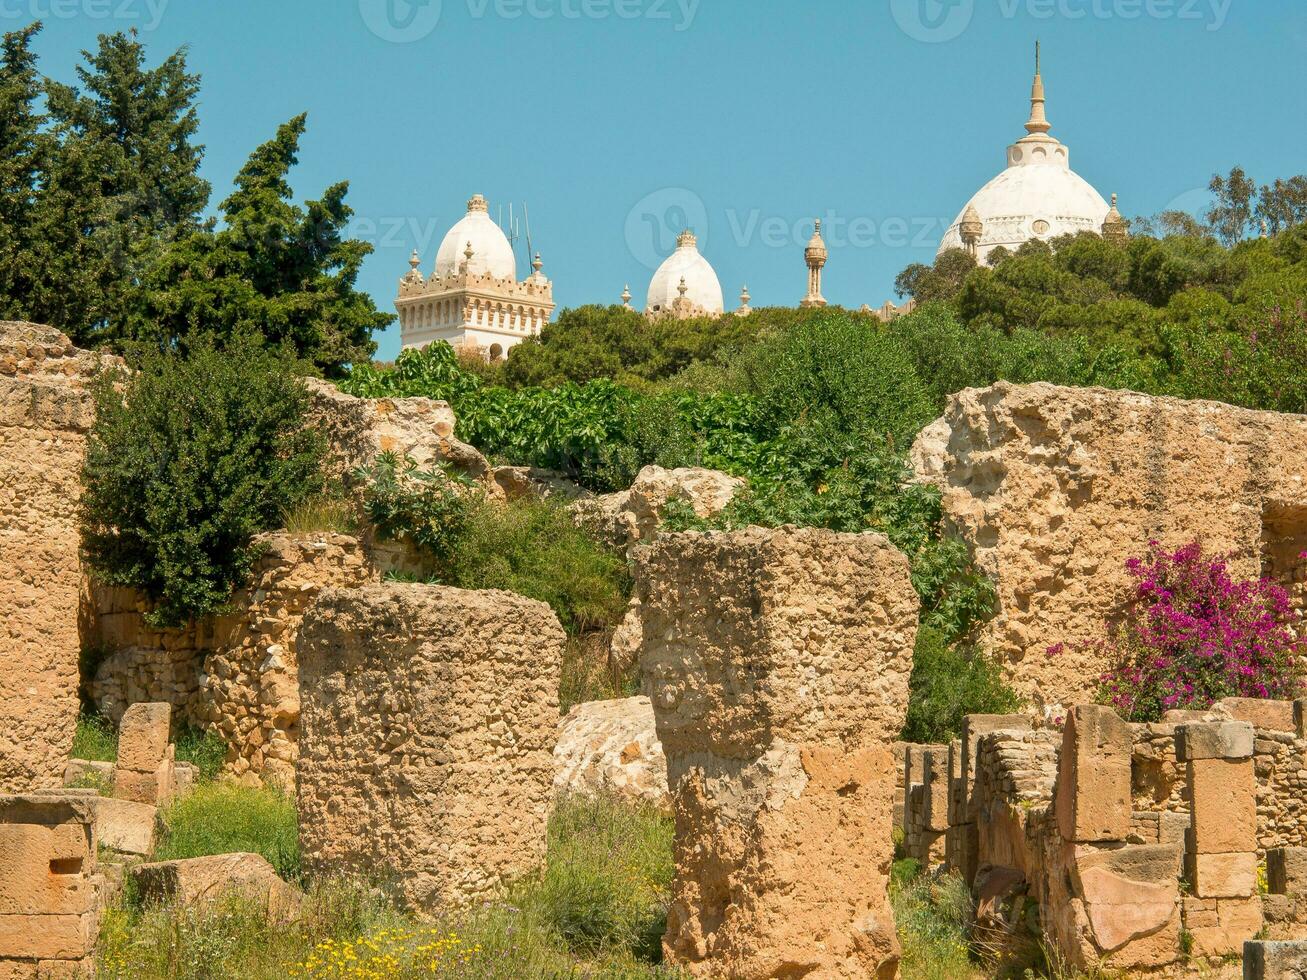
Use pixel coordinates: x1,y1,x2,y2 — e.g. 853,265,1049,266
172,726,228,781
559,633,638,714
153,782,301,881
282,494,360,536
71,712,118,762
891,859,984,980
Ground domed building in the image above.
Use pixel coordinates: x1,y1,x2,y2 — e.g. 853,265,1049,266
938,47,1119,263
645,230,725,320
397,193,555,359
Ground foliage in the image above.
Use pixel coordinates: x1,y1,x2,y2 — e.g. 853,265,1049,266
70,711,117,762
80,334,323,627
154,783,301,881
98,794,681,979
363,459,630,637
902,627,1023,744
282,494,360,536
890,862,981,980
560,635,635,714
1086,541,1305,721
173,727,228,782
125,114,389,374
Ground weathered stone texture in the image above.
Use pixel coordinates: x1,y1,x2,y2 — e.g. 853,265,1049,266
571,465,742,556
552,697,669,810
635,526,918,978
1056,705,1132,843
130,853,300,922
297,583,564,911
912,381,1307,711
0,323,119,792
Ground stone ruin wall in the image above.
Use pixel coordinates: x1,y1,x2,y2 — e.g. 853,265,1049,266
0,322,119,791
296,583,564,911
635,526,918,979
87,533,378,785
912,381,1307,714
900,699,1307,974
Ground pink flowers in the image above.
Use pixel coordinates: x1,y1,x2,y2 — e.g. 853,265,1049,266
1097,541,1304,721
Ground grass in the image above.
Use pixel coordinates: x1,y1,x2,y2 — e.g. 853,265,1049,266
173,726,228,781
154,782,301,881
282,494,360,536
97,791,679,979
71,712,119,762
559,633,638,714
891,860,984,980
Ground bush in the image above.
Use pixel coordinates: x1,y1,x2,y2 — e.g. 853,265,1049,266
1088,540,1305,721
80,334,323,627
356,453,476,559
890,862,980,980
902,627,1023,744
70,712,118,762
154,783,300,881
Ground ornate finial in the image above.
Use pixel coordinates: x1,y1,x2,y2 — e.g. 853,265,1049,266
737,285,752,316
467,194,489,213
1025,40,1051,136
960,203,984,256
409,249,420,271
1101,193,1127,244
677,277,688,297
1260,219,1269,239
621,284,633,309
533,251,543,274
465,241,474,260
676,229,697,249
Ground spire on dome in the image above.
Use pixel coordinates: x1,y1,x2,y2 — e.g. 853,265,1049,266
467,194,489,213
738,284,752,316
959,204,984,256
1101,193,1128,244
676,229,697,249
677,277,688,297
621,284,633,309
801,218,828,308
1024,40,1052,137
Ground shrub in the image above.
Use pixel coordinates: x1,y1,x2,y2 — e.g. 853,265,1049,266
80,334,323,627
1091,540,1305,721
356,453,475,559
890,862,980,980
902,627,1023,744
154,783,300,881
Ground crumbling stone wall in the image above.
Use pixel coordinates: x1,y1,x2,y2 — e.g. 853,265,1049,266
88,533,378,784
912,382,1307,712
0,322,118,791
297,583,564,911
635,526,918,979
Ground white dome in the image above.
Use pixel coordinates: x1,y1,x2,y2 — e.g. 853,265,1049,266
646,231,724,314
939,55,1111,262
434,194,516,280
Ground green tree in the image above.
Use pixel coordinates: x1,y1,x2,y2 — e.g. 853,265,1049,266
0,22,46,321
80,334,323,626
1256,176,1307,235
125,115,389,373
1207,166,1256,245
39,30,209,343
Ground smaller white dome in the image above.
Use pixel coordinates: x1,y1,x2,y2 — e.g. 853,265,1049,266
434,194,517,281
646,231,724,315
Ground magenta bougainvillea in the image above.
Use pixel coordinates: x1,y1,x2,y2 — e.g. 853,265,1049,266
1083,541,1304,722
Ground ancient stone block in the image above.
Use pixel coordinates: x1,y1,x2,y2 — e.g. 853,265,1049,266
1187,851,1257,899
1187,895,1263,958
552,696,669,810
961,714,1031,821
922,748,950,833
114,703,171,773
1188,757,1256,854
571,465,743,556
1245,939,1307,979
911,382,1307,712
0,323,118,792
297,583,564,911
1210,698,1296,732
1267,848,1307,896
1056,705,1132,843
635,526,918,979
1176,721,1254,761
95,798,156,857
131,853,300,922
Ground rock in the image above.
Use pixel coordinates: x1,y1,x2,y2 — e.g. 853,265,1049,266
912,381,1307,712
95,797,157,857
635,526,918,978
130,853,301,922
553,697,669,810
1210,698,1297,732
571,465,743,554
62,760,114,790
607,598,643,677
1176,721,1254,761
492,465,591,503
297,582,564,911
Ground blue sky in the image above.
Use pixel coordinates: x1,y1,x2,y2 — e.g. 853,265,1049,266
19,0,1307,359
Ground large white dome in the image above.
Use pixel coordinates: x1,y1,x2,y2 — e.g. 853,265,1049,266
646,231,724,315
435,194,517,280
938,54,1111,262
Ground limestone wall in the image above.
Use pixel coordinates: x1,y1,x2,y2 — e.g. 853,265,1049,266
0,322,118,791
296,583,564,911
912,382,1307,712
635,526,918,979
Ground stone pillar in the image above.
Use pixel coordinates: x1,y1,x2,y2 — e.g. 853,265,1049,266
635,527,918,980
1267,848,1307,896
920,747,950,865
1055,705,1131,843
1244,940,1307,979
0,793,100,975
1178,721,1262,957
112,702,175,806
296,583,564,911
950,714,1031,883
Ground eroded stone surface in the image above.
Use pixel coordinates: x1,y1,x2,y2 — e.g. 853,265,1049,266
297,583,563,911
571,465,742,555
131,853,301,922
552,697,669,810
